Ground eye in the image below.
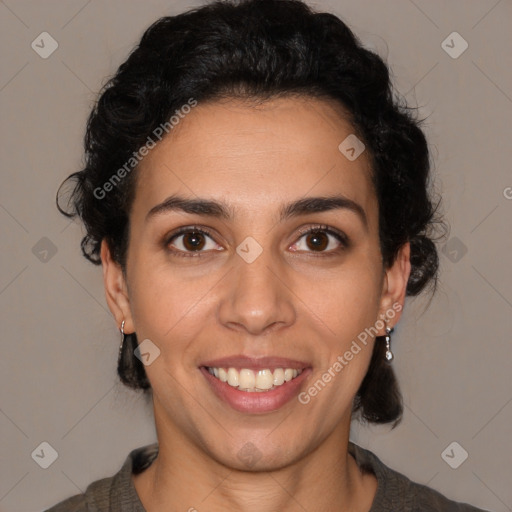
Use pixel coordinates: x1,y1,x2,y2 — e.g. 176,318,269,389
165,226,222,257
165,224,349,258
290,225,348,255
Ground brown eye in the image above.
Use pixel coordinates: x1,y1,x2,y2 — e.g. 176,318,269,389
166,227,222,257
305,231,329,251
181,231,207,251
291,226,348,255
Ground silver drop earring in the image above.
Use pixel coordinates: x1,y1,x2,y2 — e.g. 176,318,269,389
118,320,126,364
385,325,394,363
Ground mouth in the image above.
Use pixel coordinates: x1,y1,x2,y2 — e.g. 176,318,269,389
199,356,312,413
205,366,304,392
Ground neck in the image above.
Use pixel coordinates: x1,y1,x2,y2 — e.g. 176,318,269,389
133,418,377,511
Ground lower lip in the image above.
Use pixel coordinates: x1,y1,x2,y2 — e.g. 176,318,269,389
200,367,311,414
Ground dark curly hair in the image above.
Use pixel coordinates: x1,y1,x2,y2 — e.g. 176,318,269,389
56,0,446,426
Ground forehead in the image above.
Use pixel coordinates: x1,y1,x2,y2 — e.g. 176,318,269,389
132,96,376,224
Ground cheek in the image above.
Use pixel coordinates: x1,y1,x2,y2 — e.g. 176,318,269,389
312,261,382,330
126,254,177,333
303,260,382,392
126,255,216,365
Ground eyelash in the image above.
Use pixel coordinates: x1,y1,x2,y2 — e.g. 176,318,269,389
164,224,349,258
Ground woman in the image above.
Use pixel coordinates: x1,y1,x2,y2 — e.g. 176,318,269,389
49,0,488,510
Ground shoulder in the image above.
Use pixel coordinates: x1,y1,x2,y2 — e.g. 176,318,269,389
45,493,87,512
44,443,158,512
44,474,113,512
348,442,491,512
409,479,491,512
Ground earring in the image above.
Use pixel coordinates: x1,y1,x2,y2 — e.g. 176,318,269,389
118,320,126,364
384,324,394,363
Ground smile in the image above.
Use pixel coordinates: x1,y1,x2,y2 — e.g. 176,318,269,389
199,355,312,413
206,367,304,392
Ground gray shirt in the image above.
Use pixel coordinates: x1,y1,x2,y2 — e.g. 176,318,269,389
46,442,490,511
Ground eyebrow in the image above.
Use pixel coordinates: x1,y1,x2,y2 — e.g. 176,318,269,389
145,194,368,230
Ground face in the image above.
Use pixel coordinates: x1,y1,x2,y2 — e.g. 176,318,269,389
102,96,410,471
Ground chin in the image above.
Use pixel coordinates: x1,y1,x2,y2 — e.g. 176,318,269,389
204,434,307,473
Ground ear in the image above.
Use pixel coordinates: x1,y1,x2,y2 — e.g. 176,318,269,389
377,242,411,335
100,239,135,334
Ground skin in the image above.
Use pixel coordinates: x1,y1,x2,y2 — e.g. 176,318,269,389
101,96,411,511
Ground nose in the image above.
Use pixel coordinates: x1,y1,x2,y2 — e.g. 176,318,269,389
217,245,296,336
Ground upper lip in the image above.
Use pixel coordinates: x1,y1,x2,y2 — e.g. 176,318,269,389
200,355,310,371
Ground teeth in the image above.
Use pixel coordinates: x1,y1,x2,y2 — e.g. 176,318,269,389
227,368,239,387
239,369,255,390
273,368,285,386
255,369,273,390
208,366,304,392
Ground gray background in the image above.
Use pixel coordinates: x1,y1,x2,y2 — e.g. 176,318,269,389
1,1,511,511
